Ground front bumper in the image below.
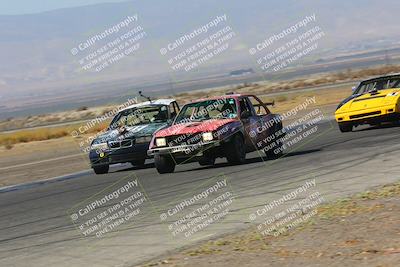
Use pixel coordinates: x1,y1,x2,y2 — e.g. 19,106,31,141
335,104,399,124
89,143,150,167
148,140,221,158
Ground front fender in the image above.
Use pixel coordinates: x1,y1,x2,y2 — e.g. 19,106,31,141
216,121,244,143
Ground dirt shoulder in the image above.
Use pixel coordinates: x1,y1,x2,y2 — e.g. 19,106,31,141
139,183,400,267
0,137,88,187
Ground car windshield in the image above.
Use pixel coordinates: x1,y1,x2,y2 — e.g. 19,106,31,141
355,77,400,95
175,98,237,123
110,105,169,129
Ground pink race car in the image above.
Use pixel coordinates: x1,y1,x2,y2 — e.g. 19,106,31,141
147,93,284,173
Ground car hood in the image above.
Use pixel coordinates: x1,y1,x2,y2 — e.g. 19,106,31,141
154,119,237,137
336,89,400,113
95,122,168,142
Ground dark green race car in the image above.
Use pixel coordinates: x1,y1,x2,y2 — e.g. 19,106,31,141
89,99,180,174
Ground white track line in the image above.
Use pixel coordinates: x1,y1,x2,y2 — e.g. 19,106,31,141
0,153,83,171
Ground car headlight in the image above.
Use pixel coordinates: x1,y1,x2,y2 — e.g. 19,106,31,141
136,136,152,144
202,132,214,142
155,137,167,147
91,142,109,151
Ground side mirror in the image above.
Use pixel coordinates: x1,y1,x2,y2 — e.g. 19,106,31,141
241,110,251,119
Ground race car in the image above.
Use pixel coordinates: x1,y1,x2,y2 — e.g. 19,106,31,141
89,98,180,174
147,94,284,174
335,74,400,132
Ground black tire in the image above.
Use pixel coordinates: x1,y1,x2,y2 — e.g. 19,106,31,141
131,159,146,167
154,154,176,174
338,123,353,132
225,134,246,165
93,165,109,174
198,157,216,166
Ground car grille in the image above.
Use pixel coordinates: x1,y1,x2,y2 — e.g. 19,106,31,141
109,139,133,149
166,133,203,147
349,111,381,119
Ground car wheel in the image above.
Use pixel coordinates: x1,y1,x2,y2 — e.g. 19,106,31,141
198,157,216,166
131,159,146,167
93,165,109,174
225,134,246,165
154,154,176,174
338,123,353,132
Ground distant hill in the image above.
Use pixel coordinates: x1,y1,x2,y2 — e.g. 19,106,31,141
0,0,399,107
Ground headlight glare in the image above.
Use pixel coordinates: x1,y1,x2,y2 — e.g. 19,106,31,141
155,138,167,147
202,132,214,142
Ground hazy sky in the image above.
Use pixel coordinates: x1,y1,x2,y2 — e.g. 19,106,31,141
0,0,129,15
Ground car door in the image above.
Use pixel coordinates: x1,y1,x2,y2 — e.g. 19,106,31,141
238,97,262,151
247,95,278,150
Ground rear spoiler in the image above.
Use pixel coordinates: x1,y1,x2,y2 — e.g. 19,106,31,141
264,100,275,106
255,100,275,107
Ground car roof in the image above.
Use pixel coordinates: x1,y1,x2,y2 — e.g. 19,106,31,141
120,99,175,112
362,73,400,83
194,93,249,102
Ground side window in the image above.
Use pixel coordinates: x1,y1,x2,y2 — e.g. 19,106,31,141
239,98,253,116
389,78,400,89
239,98,251,113
173,102,180,112
169,102,179,119
382,78,400,90
248,96,270,115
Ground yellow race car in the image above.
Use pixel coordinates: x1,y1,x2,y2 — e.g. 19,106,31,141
335,74,400,132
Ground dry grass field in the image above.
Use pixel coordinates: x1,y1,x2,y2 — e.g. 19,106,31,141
139,183,400,267
2,64,400,149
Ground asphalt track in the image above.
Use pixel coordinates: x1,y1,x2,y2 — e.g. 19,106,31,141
1,119,400,267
